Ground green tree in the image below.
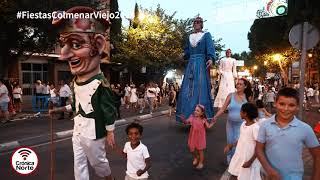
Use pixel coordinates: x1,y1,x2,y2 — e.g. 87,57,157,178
110,0,122,41
247,0,320,85
113,5,224,82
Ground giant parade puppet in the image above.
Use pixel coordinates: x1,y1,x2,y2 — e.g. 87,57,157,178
214,49,237,109
176,17,216,122
49,6,116,180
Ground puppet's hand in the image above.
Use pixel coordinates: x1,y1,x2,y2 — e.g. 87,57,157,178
106,131,115,148
206,60,213,69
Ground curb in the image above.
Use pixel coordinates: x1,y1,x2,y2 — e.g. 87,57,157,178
219,169,230,180
0,110,169,153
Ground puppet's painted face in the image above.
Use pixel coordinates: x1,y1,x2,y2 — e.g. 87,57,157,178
193,20,203,31
59,33,100,76
226,49,232,57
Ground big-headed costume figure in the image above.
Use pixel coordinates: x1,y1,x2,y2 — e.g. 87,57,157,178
176,17,216,122
50,6,116,180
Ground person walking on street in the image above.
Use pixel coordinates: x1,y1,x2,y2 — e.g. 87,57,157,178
49,6,117,180
12,83,23,113
129,84,138,110
176,16,216,123
226,103,262,180
124,84,131,109
168,85,176,117
213,78,253,164
115,123,151,180
137,84,146,114
0,79,10,123
59,80,72,119
265,88,275,113
35,80,44,111
49,83,60,109
111,84,122,119
256,88,320,180
146,83,156,114
181,104,215,169
314,86,319,104
214,49,237,109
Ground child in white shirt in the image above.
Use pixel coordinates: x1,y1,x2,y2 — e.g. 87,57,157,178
118,123,151,180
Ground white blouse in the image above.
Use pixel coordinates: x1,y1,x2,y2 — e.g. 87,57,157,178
189,32,205,47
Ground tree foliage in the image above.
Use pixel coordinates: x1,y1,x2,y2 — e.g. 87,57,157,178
109,0,122,42
247,0,320,84
113,5,224,77
248,0,320,56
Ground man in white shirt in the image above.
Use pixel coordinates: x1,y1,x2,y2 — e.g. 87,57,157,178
35,80,44,111
146,83,156,114
0,79,10,123
59,80,72,119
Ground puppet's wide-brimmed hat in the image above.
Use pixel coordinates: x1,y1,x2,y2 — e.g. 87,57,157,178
52,6,110,34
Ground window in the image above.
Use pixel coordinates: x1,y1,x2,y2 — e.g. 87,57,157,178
21,63,48,95
21,63,31,71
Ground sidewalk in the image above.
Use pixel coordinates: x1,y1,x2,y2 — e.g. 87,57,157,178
10,97,170,121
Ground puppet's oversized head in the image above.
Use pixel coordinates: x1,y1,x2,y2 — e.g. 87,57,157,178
193,16,203,31
52,6,109,79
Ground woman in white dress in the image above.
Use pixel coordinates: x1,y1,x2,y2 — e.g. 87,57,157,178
214,49,237,108
129,84,138,109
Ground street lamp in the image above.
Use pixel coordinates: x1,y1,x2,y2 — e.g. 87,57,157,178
253,65,258,70
272,53,283,62
138,12,145,21
307,53,313,85
271,53,288,86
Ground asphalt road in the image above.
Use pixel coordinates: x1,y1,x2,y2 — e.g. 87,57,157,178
0,114,228,180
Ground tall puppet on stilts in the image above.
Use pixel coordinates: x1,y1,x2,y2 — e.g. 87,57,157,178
214,49,237,109
49,6,116,180
176,17,216,122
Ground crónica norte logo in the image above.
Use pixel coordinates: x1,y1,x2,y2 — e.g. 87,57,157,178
11,147,39,175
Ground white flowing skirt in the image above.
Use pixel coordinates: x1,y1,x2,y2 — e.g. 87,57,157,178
214,72,236,108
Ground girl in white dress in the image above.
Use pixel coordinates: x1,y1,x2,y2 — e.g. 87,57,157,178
129,84,138,109
214,49,237,108
225,102,261,180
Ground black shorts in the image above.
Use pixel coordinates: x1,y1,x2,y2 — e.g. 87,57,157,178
13,98,21,103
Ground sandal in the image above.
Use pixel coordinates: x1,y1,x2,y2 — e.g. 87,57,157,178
192,159,198,166
196,163,203,169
